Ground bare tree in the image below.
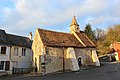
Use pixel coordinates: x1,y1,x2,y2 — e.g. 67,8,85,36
95,28,106,41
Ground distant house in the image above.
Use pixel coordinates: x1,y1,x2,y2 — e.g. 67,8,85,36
32,16,100,75
0,29,32,75
106,48,116,62
111,42,120,61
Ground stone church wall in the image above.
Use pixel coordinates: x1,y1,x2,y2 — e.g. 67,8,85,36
74,48,96,66
45,47,96,74
45,46,63,74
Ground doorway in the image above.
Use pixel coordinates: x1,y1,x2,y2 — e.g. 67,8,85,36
78,57,82,68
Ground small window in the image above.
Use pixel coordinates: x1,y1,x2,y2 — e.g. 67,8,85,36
0,61,5,70
1,47,6,54
22,48,26,56
14,47,18,56
77,27,79,30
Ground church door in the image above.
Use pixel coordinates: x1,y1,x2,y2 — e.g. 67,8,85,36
78,57,82,68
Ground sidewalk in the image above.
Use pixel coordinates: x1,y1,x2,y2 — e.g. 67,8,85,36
0,65,101,78
0,72,39,78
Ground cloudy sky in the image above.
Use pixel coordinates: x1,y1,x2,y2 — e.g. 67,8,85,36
0,0,120,36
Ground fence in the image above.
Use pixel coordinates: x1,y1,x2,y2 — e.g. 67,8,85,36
12,67,32,74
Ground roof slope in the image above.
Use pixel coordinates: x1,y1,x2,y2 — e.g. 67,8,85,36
0,29,32,48
76,33,95,47
37,28,95,48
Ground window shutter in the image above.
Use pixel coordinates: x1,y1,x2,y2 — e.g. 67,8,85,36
5,61,10,71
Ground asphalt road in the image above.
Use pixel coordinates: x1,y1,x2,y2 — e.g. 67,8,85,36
1,62,120,80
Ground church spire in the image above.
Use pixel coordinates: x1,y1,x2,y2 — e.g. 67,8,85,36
70,16,79,26
70,16,80,33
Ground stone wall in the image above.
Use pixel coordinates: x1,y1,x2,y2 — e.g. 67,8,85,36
65,47,79,71
74,48,96,66
45,47,97,73
45,46,63,74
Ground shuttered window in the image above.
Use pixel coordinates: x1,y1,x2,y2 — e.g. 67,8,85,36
5,61,10,71
0,61,4,70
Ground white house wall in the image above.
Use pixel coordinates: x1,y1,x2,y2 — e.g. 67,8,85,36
0,46,10,60
0,46,12,74
10,46,32,68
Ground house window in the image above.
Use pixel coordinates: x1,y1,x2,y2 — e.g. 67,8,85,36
1,47,6,54
14,47,18,56
22,48,26,56
0,61,5,70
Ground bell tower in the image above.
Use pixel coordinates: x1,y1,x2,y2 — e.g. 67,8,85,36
70,16,80,33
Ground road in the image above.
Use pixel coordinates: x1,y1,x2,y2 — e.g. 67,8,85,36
1,62,120,80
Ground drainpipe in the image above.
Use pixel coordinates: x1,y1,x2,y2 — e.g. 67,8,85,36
9,46,12,62
9,46,13,74
63,41,65,71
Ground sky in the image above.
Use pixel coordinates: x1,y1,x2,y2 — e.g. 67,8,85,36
0,0,120,37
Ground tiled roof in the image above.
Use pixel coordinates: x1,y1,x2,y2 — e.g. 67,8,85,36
0,29,32,48
76,33,95,47
38,28,96,48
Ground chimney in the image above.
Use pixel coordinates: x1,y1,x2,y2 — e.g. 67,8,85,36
29,32,33,40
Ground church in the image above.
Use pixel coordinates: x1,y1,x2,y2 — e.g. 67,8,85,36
32,16,100,75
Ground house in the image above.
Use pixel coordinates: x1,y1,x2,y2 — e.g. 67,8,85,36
32,16,100,75
110,42,120,61
0,29,32,75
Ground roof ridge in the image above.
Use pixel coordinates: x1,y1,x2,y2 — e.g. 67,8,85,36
0,29,28,39
38,28,71,34
7,33,29,39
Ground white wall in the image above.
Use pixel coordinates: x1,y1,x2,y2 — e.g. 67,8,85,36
0,46,10,61
115,52,119,61
11,46,32,68
0,46,12,74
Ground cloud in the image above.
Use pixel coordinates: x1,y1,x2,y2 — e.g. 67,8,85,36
0,0,120,36
110,0,120,17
